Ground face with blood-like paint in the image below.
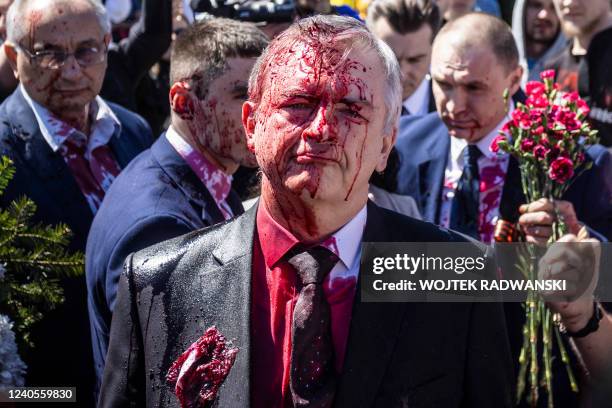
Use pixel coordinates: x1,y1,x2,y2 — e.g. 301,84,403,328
10,1,108,125
243,42,395,204
173,57,257,170
431,38,521,143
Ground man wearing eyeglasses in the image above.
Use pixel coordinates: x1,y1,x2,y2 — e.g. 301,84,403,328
0,0,152,402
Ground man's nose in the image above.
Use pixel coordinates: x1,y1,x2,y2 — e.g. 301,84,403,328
537,8,550,19
60,55,83,81
446,92,467,116
302,104,335,142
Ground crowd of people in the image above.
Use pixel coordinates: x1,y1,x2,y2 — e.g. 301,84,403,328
0,0,611,407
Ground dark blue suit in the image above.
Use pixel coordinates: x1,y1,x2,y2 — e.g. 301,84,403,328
86,134,244,393
394,111,612,408
0,88,152,405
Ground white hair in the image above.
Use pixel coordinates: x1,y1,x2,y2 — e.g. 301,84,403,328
248,15,402,134
6,0,111,44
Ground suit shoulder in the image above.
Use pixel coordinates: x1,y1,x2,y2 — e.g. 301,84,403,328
126,219,233,288
372,204,472,243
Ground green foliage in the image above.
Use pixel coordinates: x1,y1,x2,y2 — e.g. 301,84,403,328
0,157,84,348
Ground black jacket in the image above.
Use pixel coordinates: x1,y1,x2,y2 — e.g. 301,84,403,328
100,201,514,407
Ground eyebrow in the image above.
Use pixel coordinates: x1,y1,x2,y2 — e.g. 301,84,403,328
33,38,100,50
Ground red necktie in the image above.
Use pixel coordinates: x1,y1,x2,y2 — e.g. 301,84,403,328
60,136,121,213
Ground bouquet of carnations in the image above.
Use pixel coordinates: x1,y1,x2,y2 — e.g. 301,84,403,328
491,70,599,407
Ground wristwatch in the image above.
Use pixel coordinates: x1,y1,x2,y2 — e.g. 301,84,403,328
564,302,604,338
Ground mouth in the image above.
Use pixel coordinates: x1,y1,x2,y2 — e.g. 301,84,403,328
294,153,338,164
446,120,477,130
55,88,88,96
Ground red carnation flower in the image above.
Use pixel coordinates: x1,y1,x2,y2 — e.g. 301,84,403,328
540,70,555,80
534,144,550,160
520,139,535,152
549,156,574,183
167,326,238,408
526,81,546,97
490,134,507,153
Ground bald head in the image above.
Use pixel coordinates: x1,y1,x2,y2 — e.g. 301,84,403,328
433,12,518,73
6,0,110,45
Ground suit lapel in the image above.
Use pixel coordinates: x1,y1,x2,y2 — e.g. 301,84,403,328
5,90,93,234
206,204,257,407
151,135,226,225
419,135,448,223
335,203,409,406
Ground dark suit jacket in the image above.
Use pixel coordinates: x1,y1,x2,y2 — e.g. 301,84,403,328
0,87,152,405
100,201,514,408
394,112,612,240
86,134,244,394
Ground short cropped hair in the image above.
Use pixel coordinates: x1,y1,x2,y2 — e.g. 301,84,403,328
248,15,402,133
435,12,519,71
366,0,441,40
170,18,268,100
6,0,110,44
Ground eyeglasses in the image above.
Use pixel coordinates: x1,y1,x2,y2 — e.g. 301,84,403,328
15,43,107,70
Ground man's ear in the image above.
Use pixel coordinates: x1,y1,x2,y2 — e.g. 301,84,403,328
375,125,397,173
508,65,524,97
242,100,257,153
103,33,111,47
169,81,195,119
4,43,19,79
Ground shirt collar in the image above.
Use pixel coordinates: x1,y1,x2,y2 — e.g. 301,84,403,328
450,100,514,162
256,200,367,271
402,75,430,116
165,125,233,206
19,84,121,154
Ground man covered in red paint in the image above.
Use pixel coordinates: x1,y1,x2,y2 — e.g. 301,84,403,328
100,15,514,408
0,0,152,401
86,17,268,399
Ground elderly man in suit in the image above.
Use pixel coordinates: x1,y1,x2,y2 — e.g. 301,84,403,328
0,0,152,401
394,12,612,407
99,14,517,408
85,18,268,396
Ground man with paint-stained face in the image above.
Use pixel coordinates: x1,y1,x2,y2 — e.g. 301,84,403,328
0,0,152,400
86,18,268,398
100,14,514,408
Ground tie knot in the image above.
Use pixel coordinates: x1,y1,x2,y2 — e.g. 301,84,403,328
286,245,339,286
465,144,482,166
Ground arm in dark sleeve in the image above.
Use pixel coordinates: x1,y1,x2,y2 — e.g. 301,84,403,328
103,0,173,105
106,215,194,313
581,148,612,241
461,301,514,408
98,254,146,408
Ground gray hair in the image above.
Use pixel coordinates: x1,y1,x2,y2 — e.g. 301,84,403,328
6,0,111,45
248,15,402,134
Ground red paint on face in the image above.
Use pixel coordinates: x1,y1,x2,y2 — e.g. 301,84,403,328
27,10,43,48
250,27,391,241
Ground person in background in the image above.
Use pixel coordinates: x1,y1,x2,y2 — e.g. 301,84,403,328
0,0,153,402
86,18,267,395
367,0,440,116
545,0,612,94
394,12,612,407
0,0,15,100
512,0,566,83
296,0,363,19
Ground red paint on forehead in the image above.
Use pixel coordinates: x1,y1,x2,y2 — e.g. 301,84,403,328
27,9,43,48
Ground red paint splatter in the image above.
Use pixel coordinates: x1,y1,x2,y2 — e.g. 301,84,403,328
166,326,238,408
